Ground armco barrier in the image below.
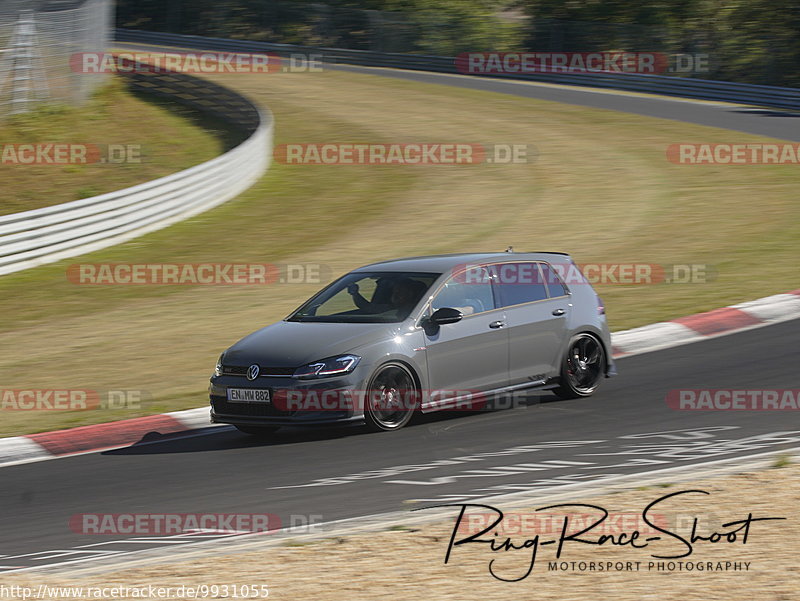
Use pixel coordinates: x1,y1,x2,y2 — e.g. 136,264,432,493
0,64,272,276
116,29,800,111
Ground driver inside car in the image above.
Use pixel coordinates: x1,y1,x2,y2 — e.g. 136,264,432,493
347,277,424,319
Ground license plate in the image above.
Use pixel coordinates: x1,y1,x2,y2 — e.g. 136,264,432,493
227,388,271,403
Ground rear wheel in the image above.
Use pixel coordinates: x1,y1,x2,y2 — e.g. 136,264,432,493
235,425,281,437
554,333,606,399
364,362,418,431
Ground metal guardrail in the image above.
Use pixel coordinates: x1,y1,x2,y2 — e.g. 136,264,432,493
116,29,800,111
0,65,272,276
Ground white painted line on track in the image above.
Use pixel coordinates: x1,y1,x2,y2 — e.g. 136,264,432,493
15,446,797,576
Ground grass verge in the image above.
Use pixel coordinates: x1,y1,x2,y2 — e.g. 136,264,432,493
0,79,223,215
0,67,797,436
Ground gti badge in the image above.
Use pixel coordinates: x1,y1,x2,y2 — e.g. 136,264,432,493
246,364,260,381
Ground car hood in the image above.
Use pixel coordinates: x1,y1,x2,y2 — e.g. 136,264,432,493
223,320,400,367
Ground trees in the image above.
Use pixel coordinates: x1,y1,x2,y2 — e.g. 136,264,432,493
115,0,800,86
116,0,523,53
519,0,800,86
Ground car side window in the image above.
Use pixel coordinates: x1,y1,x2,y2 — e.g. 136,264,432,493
491,262,548,307
431,268,496,315
540,262,569,297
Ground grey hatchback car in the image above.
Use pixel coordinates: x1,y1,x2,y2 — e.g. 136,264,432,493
209,251,616,434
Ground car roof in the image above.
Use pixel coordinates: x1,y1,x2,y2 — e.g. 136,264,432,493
352,252,572,273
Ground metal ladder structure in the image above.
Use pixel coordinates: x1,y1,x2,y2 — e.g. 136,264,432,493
0,10,50,116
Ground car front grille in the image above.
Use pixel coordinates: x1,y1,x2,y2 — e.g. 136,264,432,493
221,365,296,377
211,397,294,417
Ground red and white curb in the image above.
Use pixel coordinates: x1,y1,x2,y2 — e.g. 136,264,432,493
611,289,800,356
0,408,213,468
2,289,799,469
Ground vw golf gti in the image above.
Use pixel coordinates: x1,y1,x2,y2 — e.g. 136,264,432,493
209,251,616,434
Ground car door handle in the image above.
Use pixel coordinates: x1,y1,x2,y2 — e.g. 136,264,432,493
489,320,505,329
552,308,566,316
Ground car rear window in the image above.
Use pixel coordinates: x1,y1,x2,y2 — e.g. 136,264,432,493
540,262,569,297
490,262,548,307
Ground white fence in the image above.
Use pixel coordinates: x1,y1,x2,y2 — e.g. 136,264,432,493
0,67,272,276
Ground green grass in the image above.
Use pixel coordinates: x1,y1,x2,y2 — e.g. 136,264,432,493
387,525,416,532
771,454,793,469
281,539,319,548
0,67,798,437
0,80,224,215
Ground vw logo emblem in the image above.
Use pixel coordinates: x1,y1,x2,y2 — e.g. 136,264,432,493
246,364,260,381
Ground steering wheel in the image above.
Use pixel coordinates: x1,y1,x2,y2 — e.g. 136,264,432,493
467,298,485,313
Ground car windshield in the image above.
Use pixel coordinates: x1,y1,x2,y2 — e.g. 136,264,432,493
288,271,440,323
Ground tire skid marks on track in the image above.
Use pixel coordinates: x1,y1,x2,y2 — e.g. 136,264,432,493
270,426,800,505
408,429,800,502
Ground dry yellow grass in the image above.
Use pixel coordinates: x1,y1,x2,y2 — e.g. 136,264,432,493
0,67,798,435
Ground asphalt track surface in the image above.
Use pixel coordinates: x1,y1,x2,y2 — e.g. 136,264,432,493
2,57,799,572
333,64,800,141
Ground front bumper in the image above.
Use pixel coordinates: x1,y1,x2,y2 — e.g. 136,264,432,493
209,371,368,427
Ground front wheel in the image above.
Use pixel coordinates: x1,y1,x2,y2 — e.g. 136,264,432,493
364,362,418,432
553,333,606,399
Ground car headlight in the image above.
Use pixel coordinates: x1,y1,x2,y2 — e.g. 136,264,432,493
214,353,224,377
293,354,360,379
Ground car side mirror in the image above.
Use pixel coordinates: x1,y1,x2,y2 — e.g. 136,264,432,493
429,307,463,326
